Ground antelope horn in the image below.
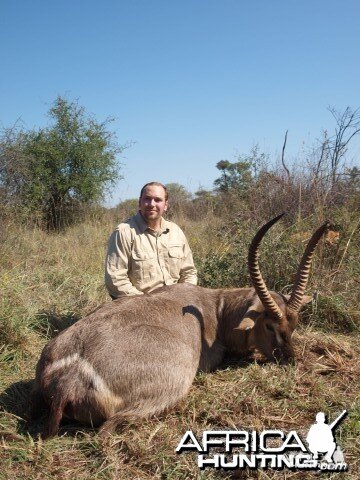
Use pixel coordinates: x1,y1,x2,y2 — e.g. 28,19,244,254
287,221,331,312
248,213,285,321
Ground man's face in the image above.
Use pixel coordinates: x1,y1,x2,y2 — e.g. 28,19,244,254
139,185,168,225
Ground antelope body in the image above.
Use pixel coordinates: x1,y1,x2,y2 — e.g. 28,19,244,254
31,215,330,437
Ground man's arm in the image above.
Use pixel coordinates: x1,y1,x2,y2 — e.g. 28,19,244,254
105,227,144,297
178,232,198,285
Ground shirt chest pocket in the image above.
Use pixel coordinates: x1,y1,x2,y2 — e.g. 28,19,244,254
131,250,155,280
167,244,184,278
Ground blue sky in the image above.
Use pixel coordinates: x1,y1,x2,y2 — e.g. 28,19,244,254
1,0,359,205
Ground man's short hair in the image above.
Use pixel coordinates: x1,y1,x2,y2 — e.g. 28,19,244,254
139,182,168,201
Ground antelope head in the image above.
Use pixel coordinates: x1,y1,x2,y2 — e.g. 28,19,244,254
244,214,331,364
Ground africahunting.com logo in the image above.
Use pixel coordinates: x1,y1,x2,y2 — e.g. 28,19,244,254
176,410,348,472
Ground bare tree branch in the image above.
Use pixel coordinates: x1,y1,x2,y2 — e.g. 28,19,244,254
281,130,291,182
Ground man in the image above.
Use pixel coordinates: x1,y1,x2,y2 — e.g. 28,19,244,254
306,411,341,463
105,181,198,298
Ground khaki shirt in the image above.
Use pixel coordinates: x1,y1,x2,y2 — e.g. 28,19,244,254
105,212,198,297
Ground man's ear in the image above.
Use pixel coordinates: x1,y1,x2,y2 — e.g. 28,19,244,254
164,201,168,212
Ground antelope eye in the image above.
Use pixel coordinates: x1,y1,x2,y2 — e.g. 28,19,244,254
266,324,275,332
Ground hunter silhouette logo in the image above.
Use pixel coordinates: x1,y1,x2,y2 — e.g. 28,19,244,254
176,410,348,471
306,410,347,463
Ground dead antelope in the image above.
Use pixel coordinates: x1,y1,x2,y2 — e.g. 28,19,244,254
31,214,330,437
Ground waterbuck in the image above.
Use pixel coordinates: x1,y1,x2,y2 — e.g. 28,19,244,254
31,214,330,437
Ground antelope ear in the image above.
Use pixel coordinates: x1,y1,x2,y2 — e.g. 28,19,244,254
238,317,255,330
283,294,312,305
238,302,262,330
302,295,313,305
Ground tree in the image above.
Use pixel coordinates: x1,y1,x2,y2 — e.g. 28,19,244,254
165,183,191,217
309,106,360,190
214,159,252,194
328,106,360,185
0,96,123,230
114,198,138,220
213,147,268,195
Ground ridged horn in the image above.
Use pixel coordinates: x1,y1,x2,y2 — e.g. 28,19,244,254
248,213,285,321
287,221,331,312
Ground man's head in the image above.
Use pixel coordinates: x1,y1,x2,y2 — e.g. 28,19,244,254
316,412,326,423
139,182,168,229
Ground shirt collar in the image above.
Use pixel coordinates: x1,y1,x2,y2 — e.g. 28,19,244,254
135,211,170,234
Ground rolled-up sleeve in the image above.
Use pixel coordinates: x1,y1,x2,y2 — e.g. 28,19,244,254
105,228,144,297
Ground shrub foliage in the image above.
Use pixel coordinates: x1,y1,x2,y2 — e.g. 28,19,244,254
0,96,123,230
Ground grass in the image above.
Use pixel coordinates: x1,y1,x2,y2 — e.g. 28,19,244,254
0,210,359,479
